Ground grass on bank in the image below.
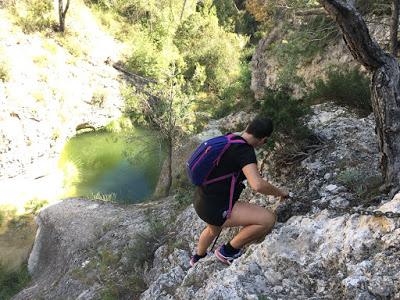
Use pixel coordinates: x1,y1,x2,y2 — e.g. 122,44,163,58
0,58,10,82
0,263,31,300
337,168,383,200
9,0,54,33
0,203,41,299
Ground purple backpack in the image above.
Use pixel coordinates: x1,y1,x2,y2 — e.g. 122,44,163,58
187,133,247,218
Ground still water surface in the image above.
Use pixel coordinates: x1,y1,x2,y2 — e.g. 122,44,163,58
59,128,165,203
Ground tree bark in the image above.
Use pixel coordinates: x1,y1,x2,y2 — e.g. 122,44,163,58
58,0,70,32
319,0,400,196
164,135,173,197
180,0,188,21
391,0,399,56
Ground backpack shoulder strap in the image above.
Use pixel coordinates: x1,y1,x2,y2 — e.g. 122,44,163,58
214,133,247,165
225,133,248,144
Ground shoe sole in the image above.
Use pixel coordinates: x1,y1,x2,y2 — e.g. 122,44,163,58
214,248,232,265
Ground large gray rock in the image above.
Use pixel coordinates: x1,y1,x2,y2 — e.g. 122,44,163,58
13,198,175,300
140,104,400,299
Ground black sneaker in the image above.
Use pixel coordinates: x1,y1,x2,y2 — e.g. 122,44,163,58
190,253,207,267
214,244,242,265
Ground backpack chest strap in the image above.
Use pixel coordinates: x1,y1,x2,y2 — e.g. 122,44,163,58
202,173,234,185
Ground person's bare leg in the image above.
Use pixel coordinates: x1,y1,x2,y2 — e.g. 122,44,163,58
196,224,221,256
222,202,276,249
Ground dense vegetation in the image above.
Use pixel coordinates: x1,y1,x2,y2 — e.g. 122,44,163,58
0,263,31,300
83,0,258,131
5,0,384,139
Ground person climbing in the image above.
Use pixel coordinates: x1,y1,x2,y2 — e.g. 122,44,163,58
188,116,289,266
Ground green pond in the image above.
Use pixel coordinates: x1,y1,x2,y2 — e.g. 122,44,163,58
59,128,165,203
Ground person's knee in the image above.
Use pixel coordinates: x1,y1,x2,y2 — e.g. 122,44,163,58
260,210,276,233
207,225,221,237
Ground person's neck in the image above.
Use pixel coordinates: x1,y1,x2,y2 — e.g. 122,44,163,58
240,132,259,147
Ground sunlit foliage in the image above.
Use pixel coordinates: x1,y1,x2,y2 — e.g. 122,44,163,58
86,0,251,126
9,0,54,33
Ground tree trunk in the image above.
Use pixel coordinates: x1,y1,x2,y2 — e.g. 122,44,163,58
391,0,399,56
164,136,173,197
180,0,188,21
58,0,70,32
319,0,400,196
371,61,400,195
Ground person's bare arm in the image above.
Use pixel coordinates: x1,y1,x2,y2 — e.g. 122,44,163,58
242,163,288,198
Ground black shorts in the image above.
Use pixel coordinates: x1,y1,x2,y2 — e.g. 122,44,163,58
193,187,240,226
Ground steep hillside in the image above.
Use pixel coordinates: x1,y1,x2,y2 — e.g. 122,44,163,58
251,16,390,99
0,1,125,208
13,105,400,299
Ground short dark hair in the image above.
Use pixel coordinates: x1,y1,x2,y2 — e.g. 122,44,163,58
245,116,273,139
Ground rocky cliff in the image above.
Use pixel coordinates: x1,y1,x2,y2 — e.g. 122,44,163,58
250,17,391,99
14,104,400,299
0,4,125,206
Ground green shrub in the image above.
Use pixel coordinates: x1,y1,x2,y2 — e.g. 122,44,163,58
260,88,311,146
11,0,54,33
174,188,194,210
121,84,145,124
125,274,147,293
100,284,119,300
258,88,313,170
86,192,117,203
271,15,339,88
0,263,31,300
0,205,17,228
212,63,255,118
124,27,176,79
337,169,363,190
0,59,10,82
174,11,245,94
306,67,372,116
98,249,120,274
104,117,133,133
337,168,382,198
0,210,4,228
88,0,249,134
24,198,48,214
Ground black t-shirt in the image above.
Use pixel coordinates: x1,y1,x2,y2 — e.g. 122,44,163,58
200,135,257,202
